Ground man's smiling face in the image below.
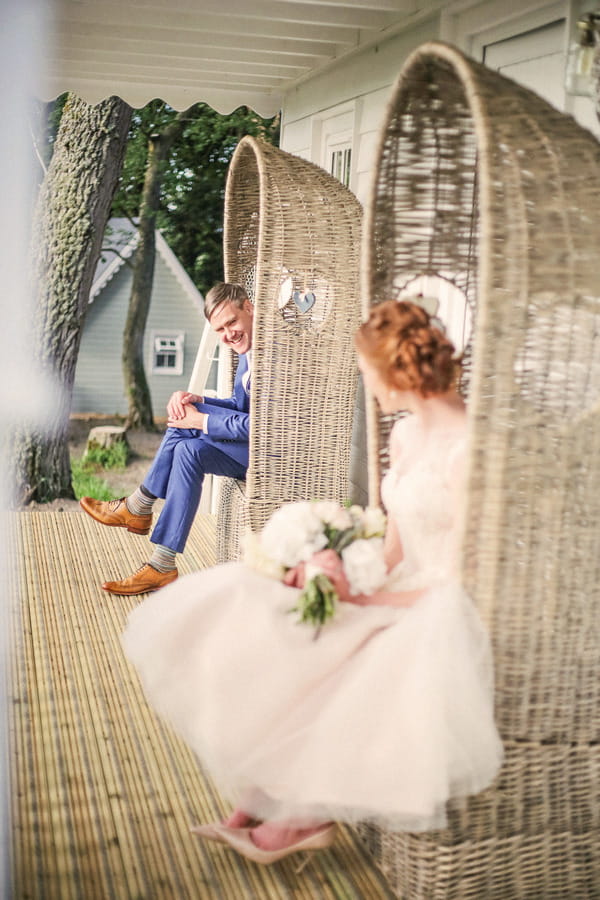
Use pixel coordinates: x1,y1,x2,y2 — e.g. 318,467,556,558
209,298,254,355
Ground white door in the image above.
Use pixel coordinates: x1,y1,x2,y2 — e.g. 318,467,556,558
483,18,599,136
484,19,566,107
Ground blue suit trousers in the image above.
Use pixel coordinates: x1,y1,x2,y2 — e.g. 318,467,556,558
143,427,247,554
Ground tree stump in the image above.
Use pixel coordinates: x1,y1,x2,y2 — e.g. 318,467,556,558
85,425,130,458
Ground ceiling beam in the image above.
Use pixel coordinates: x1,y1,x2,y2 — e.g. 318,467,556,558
49,24,336,60
47,61,289,89
48,54,303,83
57,0,395,33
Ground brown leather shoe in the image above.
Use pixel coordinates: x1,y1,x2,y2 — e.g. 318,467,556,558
80,496,152,535
102,564,178,596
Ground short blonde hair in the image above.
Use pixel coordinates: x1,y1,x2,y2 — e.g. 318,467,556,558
204,282,249,321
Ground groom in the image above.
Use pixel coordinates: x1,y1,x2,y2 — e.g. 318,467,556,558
80,282,253,595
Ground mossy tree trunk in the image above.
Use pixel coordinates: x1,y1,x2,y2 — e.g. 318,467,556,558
13,94,132,504
123,106,197,429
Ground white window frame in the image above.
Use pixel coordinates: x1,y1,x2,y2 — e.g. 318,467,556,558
151,330,184,376
329,142,352,188
310,100,357,191
202,341,221,399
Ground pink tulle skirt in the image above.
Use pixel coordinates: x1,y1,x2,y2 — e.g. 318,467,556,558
122,562,503,831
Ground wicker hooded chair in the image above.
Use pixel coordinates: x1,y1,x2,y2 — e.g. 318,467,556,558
216,137,362,562
358,42,600,898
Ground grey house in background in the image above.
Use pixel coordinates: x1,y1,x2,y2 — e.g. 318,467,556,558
72,218,211,417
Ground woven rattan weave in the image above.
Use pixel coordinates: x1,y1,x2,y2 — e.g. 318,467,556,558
358,41,600,898
216,136,362,562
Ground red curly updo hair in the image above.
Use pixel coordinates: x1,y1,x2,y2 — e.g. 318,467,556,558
355,299,460,398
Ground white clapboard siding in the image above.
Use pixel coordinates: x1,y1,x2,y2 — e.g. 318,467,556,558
73,236,206,416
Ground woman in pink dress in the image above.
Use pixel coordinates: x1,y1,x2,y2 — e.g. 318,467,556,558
122,299,503,864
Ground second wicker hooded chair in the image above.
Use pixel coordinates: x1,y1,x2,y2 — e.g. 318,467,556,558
216,137,362,562
358,41,600,899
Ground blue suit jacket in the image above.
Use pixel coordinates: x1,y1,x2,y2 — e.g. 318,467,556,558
193,353,250,466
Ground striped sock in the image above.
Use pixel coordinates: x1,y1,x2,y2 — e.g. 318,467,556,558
126,485,156,517
149,544,177,573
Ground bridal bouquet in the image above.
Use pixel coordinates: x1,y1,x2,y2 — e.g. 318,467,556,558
243,500,387,635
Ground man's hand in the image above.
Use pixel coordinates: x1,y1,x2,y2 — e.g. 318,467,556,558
167,408,208,431
166,390,203,420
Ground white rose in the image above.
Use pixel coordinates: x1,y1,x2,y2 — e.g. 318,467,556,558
260,501,327,566
360,507,387,538
348,504,365,523
341,538,387,595
304,561,325,581
312,500,353,531
242,528,286,580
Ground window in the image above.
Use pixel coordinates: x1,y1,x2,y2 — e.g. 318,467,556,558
313,103,355,189
330,146,352,188
204,342,220,396
152,332,184,375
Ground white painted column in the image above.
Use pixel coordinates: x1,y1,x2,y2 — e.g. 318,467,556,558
0,1,55,891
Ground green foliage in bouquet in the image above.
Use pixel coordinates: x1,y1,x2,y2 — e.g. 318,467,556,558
289,572,338,638
248,499,387,639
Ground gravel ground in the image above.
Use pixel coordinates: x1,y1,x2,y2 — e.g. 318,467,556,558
25,415,165,512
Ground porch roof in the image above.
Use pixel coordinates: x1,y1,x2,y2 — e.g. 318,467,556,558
44,0,442,115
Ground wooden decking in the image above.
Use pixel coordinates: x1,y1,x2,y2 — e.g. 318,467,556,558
7,510,395,899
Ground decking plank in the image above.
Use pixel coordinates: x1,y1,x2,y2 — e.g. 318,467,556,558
7,510,394,900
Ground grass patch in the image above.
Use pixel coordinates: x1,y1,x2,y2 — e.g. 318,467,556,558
83,440,130,470
71,441,130,501
71,458,114,501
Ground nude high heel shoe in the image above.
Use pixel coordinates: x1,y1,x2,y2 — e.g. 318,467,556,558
190,823,227,843
190,821,259,844
218,824,337,864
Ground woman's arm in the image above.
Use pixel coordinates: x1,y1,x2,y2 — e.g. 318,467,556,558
283,547,424,609
350,432,468,610
343,586,425,608
345,512,421,606
383,512,403,571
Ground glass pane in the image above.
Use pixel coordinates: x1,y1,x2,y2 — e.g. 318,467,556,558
330,148,351,188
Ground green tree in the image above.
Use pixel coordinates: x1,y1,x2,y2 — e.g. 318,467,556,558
13,94,132,503
113,102,279,292
110,102,278,427
120,104,199,428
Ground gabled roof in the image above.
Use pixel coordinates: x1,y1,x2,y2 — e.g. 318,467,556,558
45,0,444,116
90,217,204,310
91,218,139,298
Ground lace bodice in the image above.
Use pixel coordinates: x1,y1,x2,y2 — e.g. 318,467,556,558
381,416,468,592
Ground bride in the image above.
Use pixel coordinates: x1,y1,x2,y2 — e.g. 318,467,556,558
122,298,503,864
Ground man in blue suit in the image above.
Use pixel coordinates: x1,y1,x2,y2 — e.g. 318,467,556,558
80,282,253,595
